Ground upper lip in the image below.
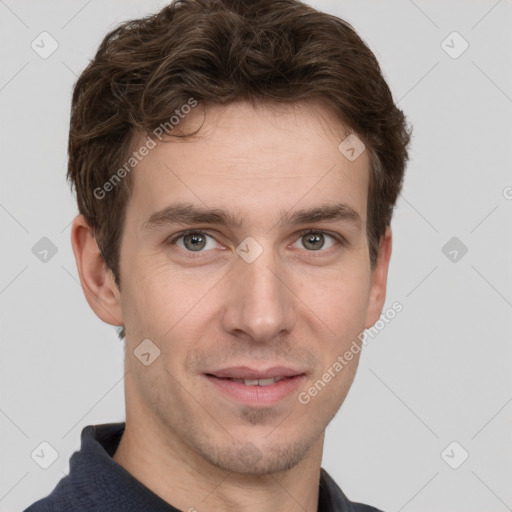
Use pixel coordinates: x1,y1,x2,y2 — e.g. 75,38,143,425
206,366,306,380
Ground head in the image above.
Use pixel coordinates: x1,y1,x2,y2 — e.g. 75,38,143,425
70,0,410,474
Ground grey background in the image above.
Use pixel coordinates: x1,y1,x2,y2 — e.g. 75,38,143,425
1,0,511,511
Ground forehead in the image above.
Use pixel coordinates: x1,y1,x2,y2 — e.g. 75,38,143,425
125,100,370,229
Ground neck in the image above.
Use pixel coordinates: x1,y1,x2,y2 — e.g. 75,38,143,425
113,408,324,512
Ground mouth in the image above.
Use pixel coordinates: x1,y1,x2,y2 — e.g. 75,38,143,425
215,376,290,386
204,366,307,405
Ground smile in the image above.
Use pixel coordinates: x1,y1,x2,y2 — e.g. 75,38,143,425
204,368,306,406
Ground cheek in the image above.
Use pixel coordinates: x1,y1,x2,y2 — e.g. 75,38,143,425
303,264,372,336
119,257,173,340
120,258,217,347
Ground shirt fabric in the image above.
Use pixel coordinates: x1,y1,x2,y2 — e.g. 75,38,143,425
24,422,384,512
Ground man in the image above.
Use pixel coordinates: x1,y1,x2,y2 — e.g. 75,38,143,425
25,0,410,510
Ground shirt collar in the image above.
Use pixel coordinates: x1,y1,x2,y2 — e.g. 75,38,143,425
59,422,365,511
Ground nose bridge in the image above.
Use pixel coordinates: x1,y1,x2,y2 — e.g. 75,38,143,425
221,240,295,341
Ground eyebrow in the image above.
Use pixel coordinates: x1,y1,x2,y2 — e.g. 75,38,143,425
141,201,362,232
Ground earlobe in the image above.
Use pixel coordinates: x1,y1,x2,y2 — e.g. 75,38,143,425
364,226,392,329
70,214,124,327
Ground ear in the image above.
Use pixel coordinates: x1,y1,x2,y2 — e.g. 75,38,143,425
364,226,392,329
70,214,124,328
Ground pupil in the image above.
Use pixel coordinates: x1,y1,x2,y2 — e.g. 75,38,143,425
304,233,324,250
185,233,206,251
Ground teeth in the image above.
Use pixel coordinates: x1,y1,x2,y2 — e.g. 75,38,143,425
219,376,289,385
258,378,276,386
238,377,285,386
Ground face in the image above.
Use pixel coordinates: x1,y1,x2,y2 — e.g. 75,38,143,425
78,99,391,475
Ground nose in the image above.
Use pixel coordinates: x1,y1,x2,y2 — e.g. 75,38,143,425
221,244,296,343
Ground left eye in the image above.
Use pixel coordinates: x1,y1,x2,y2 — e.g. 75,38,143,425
291,230,337,251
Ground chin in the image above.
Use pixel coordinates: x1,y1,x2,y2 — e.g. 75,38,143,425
194,433,316,475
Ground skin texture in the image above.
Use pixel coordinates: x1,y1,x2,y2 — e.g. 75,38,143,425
71,99,392,512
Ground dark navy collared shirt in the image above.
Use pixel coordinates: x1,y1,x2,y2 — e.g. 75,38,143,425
24,423,384,512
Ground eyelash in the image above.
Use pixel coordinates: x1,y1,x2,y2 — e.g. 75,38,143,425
166,228,347,257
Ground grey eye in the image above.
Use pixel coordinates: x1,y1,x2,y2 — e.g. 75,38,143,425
302,232,325,250
175,232,220,252
291,231,337,251
183,233,207,251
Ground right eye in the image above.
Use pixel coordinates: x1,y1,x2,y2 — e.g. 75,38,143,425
168,230,223,253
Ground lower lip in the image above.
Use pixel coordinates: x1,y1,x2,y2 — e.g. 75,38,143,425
204,375,306,406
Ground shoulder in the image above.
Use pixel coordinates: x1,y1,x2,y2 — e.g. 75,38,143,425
319,467,386,512
349,502,385,512
22,475,83,512
24,499,53,512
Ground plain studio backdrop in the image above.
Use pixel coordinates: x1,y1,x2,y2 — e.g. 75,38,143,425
1,1,511,511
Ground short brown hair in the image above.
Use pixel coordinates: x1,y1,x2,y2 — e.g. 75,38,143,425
67,0,411,337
